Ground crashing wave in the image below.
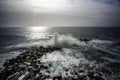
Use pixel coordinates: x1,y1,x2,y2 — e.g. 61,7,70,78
1,33,120,80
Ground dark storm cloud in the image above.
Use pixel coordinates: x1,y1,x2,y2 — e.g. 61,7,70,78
94,0,120,5
0,0,120,27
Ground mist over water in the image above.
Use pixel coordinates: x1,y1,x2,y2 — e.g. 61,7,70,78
0,27,120,80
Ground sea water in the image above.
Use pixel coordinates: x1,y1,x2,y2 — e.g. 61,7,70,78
0,27,120,80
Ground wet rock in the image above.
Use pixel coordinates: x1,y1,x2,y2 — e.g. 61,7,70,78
18,64,27,71
53,76,62,80
93,73,105,80
0,46,95,80
80,38,91,42
78,69,84,73
8,58,17,65
41,75,50,80
33,74,40,80
7,72,22,80
87,71,105,80
40,64,48,69
78,73,87,80
3,60,9,67
87,71,95,78
24,62,31,66
18,71,29,80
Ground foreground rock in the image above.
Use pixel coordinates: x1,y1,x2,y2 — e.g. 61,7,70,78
0,46,105,80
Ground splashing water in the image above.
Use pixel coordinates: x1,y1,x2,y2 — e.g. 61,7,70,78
1,33,120,80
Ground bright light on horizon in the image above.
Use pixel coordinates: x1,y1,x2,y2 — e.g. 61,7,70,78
28,27,49,39
30,26,48,32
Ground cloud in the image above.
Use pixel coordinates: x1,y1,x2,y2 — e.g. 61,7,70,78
0,0,120,27
94,0,120,5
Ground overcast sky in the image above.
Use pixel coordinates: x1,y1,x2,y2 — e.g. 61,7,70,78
0,0,120,27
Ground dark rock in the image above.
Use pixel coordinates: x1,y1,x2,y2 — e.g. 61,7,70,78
87,71,94,77
53,76,62,80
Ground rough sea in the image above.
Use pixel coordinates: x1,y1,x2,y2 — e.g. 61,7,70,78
0,27,120,80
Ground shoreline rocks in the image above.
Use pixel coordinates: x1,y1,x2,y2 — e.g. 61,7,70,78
0,46,105,80
0,46,61,80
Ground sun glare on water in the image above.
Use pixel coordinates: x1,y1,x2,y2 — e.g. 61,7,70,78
28,27,49,39
30,27,48,32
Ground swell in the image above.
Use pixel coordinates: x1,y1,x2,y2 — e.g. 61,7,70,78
0,33,120,80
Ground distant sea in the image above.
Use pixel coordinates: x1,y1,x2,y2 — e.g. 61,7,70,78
0,27,120,80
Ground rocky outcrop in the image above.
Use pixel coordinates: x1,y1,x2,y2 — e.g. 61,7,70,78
0,46,105,80
0,46,61,80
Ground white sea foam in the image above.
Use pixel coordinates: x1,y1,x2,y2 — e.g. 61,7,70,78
43,33,82,47
5,34,120,60
39,48,89,77
101,57,120,64
41,49,80,67
6,41,42,49
2,33,120,79
88,39,120,57
3,34,86,67
0,51,22,67
90,39,113,44
5,33,120,61
6,33,86,49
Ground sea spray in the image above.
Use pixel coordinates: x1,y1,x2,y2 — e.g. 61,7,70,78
1,33,120,80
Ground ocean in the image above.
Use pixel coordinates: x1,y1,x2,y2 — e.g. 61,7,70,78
0,27,120,80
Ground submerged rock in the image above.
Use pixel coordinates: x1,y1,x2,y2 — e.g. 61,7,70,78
80,38,91,42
